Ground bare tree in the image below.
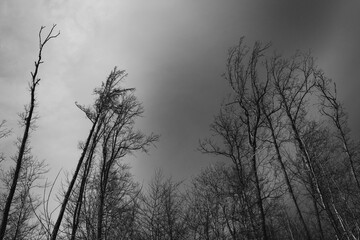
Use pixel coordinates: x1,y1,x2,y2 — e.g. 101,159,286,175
0,120,11,141
0,25,59,240
138,170,186,240
186,163,245,240
199,38,360,239
62,162,141,240
94,77,159,240
96,164,141,240
0,120,11,164
51,67,158,240
67,109,104,240
316,75,360,190
50,68,130,239
260,56,312,240
0,149,48,240
206,38,279,240
199,107,261,239
268,51,356,239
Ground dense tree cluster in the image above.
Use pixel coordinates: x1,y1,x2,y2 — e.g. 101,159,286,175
1,27,359,240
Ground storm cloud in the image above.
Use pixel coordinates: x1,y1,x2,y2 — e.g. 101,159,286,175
1,0,359,183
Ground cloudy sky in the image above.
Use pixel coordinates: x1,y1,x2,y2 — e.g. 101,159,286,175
1,0,360,184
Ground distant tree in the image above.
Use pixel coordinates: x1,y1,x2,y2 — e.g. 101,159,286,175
0,120,11,142
186,163,243,240
138,170,186,240
62,163,141,240
185,162,289,240
0,25,59,240
199,107,262,239
0,149,48,240
0,120,11,164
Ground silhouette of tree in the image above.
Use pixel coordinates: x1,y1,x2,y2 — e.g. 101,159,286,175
0,25,59,240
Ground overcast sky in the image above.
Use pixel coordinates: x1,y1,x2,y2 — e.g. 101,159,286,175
1,0,360,184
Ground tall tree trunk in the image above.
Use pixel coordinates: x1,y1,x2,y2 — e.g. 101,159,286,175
0,25,59,240
287,110,344,239
70,120,102,240
233,157,257,238
251,147,268,240
275,76,345,239
50,115,99,240
97,141,111,240
246,105,268,240
308,173,325,240
264,112,312,240
316,78,360,190
0,85,35,240
97,175,106,240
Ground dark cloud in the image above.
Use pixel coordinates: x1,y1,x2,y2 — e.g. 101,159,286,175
252,1,340,50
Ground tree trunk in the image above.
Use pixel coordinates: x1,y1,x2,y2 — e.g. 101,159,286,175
50,115,99,240
70,120,102,240
251,149,268,240
0,25,59,240
0,85,35,240
265,112,312,240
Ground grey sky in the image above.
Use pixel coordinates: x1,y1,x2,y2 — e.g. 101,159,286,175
1,0,359,183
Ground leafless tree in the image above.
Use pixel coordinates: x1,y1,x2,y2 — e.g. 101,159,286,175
51,68,158,240
66,109,104,240
185,162,289,240
0,141,49,240
260,81,311,239
0,120,11,164
49,68,130,239
225,39,274,240
200,38,288,240
199,106,262,239
138,170,186,240
62,162,141,240
0,120,11,141
94,76,159,240
268,50,358,239
199,38,360,239
0,25,59,240
186,163,248,239
316,75,360,190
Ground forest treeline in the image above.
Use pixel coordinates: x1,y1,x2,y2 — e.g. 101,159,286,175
1,26,360,240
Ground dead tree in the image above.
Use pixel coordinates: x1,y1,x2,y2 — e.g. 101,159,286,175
0,25,59,240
